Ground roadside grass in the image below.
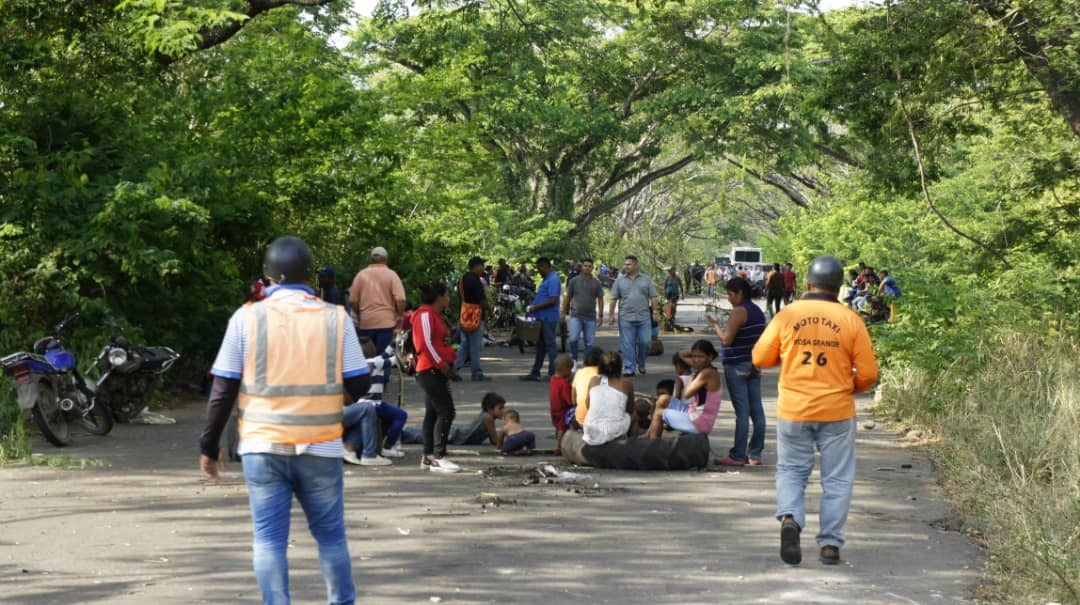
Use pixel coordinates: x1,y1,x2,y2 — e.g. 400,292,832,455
882,332,1079,604
0,417,106,468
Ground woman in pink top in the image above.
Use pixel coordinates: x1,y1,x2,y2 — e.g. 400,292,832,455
643,340,723,438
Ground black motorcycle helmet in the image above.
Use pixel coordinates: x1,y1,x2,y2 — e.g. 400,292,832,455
263,236,314,284
806,255,845,292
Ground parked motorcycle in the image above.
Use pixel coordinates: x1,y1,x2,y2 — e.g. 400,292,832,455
88,316,180,423
491,284,531,330
1,314,114,446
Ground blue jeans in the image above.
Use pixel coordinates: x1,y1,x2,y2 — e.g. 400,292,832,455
618,318,651,374
242,453,355,605
723,361,765,460
373,402,407,448
661,398,699,433
775,417,856,549
357,328,394,385
342,401,379,458
567,316,597,361
528,319,558,377
454,325,485,379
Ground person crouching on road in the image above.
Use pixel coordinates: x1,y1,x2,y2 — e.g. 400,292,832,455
752,254,879,567
199,235,370,605
412,281,462,473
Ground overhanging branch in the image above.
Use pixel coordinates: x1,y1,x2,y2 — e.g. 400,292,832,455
569,154,695,235
156,0,337,65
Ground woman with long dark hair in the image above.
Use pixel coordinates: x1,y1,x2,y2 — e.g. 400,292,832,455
411,282,461,473
706,277,767,466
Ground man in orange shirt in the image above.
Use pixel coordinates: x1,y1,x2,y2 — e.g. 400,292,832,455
349,246,407,385
752,255,879,566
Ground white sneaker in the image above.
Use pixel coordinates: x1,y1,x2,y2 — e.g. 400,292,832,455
343,450,362,465
424,456,461,473
360,455,392,467
571,360,579,373
381,447,406,458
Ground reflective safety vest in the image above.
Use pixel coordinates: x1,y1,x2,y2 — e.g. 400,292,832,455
238,296,346,444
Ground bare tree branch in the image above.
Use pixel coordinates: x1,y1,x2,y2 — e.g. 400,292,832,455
570,154,695,235
156,0,337,65
725,157,812,208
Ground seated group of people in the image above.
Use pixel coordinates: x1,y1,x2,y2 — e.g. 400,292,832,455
345,338,727,466
844,267,901,324
343,332,538,465
549,340,724,451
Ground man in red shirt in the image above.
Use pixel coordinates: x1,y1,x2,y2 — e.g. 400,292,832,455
782,262,797,306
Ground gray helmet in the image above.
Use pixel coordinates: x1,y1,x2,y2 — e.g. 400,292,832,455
806,255,845,292
263,236,314,284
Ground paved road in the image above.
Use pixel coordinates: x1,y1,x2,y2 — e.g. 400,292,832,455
0,295,983,604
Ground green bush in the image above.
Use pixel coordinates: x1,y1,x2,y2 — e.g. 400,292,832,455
883,332,1079,604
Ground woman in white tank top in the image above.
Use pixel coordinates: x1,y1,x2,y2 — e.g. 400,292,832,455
583,351,636,446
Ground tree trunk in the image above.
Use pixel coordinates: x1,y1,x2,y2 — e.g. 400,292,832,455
975,0,1080,139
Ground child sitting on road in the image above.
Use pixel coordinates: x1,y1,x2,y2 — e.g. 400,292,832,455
499,409,536,455
401,392,506,447
549,353,574,454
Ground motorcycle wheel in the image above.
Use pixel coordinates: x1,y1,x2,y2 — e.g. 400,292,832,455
76,398,114,436
30,384,70,447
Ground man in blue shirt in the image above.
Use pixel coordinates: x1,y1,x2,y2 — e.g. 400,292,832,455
521,257,561,381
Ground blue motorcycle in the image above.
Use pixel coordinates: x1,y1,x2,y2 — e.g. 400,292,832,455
1,313,114,446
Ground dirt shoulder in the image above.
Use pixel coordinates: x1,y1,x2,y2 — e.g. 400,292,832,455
0,299,982,604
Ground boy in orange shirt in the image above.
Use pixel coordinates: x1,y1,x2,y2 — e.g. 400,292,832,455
753,255,878,567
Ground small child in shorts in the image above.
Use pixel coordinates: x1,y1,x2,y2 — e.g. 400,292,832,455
549,353,574,453
500,409,536,455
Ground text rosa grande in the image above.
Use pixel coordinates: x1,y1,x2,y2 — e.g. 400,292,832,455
794,338,841,348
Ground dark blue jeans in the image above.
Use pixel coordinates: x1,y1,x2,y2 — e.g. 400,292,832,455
374,402,407,448
723,361,766,461
528,319,558,378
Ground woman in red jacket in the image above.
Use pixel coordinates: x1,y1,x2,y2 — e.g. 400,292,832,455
411,282,461,473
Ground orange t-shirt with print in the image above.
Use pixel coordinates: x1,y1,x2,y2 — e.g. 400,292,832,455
572,366,600,426
752,294,879,422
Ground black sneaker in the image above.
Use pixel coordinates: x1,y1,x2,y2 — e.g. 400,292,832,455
622,372,636,378
471,374,491,382
519,374,542,382
819,545,840,565
780,516,802,565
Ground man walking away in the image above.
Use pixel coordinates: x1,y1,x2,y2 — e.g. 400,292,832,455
200,236,371,605
752,254,878,567
608,255,659,376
